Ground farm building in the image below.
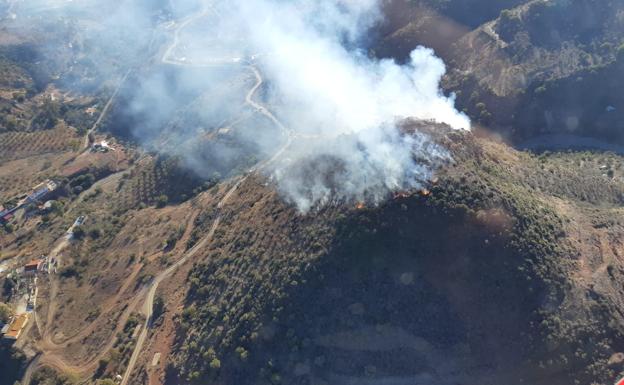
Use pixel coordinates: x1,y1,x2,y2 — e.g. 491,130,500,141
92,140,112,152
26,180,58,204
23,260,42,276
1,313,29,341
0,208,15,223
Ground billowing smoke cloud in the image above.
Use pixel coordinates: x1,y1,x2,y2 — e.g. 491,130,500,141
6,0,470,212
232,0,470,210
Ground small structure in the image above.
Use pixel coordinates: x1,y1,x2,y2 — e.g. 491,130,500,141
92,140,112,152
26,180,58,204
23,260,42,276
151,352,161,367
0,206,17,223
85,106,98,116
2,313,29,341
0,211,11,223
74,216,86,227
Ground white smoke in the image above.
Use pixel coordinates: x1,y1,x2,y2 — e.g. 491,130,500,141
6,0,470,212
230,0,470,210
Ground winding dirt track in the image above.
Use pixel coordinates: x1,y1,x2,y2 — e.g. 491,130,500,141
81,70,132,152
121,63,293,385
23,0,295,382
120,5,293,382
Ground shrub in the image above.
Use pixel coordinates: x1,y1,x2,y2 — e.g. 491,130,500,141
153,296,165,320
156,194,169,208
0,302,13,323
209,358,221,370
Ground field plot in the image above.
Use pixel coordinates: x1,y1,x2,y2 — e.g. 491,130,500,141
0,152,74,201
0,125,79,161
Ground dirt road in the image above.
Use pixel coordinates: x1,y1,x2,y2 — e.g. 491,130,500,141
20,354,41,385
121,62,293,384
42,229,73,337
80,70,131,151
120,215,220,385
24,2,294,381
122,3,298,377
162,1,215,67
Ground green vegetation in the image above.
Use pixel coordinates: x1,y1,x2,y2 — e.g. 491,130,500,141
117,155,216,210
30,367,74,385
165,132,624,385
31,99,61,130
93,313,144,381
0,302,13,323
153,295,165,321
0,127,79,161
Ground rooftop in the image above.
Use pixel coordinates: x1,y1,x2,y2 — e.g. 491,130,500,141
24,260,41,271
3,313,29,340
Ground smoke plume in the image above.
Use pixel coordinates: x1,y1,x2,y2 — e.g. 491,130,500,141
232,0,470,210
5,0,470,211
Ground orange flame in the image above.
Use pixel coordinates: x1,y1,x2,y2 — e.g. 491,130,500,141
419,189,431,197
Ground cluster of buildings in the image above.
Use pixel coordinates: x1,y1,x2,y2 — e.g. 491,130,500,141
27,180,58,204
1,257,48,343
1,179,58,224
0,205,17,223
0,180,70,343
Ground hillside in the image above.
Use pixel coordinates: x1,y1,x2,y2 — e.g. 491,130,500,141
377,0,624,143
135,127,624,385
3,1,624,385
5,119,624,385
